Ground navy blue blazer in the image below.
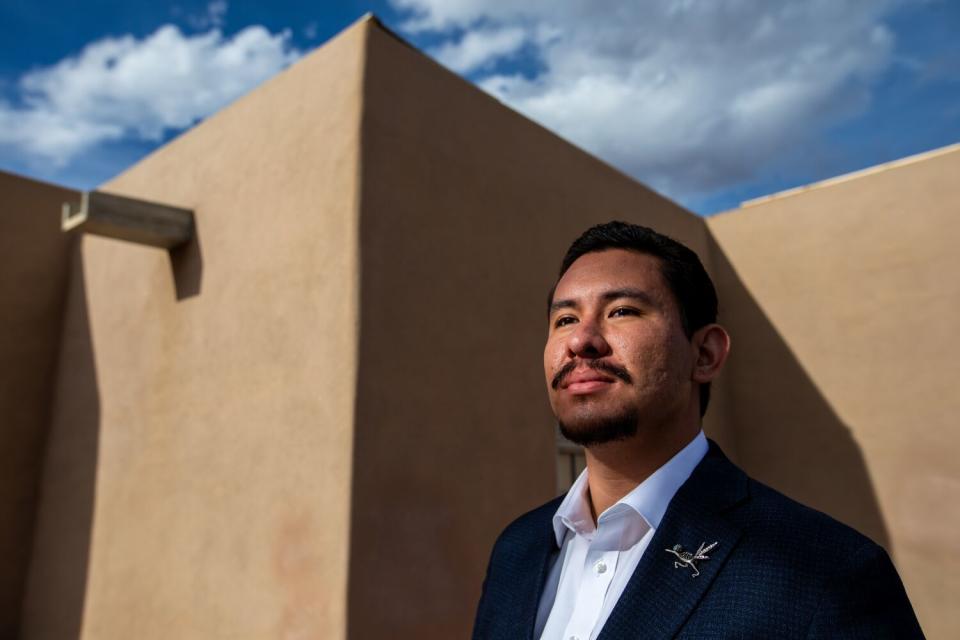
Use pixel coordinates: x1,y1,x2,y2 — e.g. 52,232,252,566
473,442,924,639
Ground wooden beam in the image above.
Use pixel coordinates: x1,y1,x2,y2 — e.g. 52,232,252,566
62,191,194,249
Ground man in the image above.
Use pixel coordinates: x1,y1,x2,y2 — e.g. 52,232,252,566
472,222,923,639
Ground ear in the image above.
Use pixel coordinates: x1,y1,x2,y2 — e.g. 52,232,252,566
691,323,731,383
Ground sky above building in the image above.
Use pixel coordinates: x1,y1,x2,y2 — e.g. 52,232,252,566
1,0,957,214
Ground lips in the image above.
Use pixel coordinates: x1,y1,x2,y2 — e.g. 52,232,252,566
562,369,617,395
552,358,633,391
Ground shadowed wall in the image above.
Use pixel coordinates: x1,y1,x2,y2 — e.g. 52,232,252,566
20,248,99,640
0,172,77,637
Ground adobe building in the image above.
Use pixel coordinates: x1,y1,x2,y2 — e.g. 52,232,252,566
3,15,958,639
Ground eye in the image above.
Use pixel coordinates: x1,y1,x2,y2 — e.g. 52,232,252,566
553,315,577,329
610,306,639,318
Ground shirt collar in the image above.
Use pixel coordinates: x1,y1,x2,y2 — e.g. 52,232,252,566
551,430,709,547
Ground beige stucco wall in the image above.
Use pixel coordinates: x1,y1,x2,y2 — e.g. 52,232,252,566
21,20,367,640
707,145,960,639
0,172,77,637
347,22,711,640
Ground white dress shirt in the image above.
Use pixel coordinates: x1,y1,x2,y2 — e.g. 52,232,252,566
535,431,708,640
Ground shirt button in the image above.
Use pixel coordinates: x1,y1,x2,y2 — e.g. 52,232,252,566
569,636,580,640
595,560,607,574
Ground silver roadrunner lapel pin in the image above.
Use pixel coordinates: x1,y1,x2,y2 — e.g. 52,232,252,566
665,541,718,577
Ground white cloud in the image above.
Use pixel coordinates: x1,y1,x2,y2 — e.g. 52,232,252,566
432,26,528,73
0,23,299,166
389,0,905,199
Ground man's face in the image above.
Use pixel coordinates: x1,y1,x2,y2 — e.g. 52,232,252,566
544,249,697,447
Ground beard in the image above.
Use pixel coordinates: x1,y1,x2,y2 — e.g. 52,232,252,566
557,403,640,447
552,358,639,447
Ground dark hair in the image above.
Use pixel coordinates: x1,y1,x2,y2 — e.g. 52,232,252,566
550,221,719,417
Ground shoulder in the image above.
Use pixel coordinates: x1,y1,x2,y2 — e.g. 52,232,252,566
741,477,875,552
740,480,924,637
473,496,566,639
691,443,878,560
719,471,888,589
697,467,923,636
488,495,564,558
690,445,883,583
738,478,921,622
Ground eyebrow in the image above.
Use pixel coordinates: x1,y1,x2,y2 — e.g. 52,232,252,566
549,288,657,314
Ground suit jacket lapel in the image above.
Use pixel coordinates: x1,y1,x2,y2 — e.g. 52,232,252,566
598,443,748,640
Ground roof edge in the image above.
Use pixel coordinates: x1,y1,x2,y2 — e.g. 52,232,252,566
738,141,960,209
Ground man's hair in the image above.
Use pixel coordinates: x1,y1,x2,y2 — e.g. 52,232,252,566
550,221,719,417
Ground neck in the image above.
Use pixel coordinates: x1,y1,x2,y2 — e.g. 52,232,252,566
583,421,700,522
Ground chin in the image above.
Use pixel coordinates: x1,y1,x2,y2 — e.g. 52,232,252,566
557,407,640,448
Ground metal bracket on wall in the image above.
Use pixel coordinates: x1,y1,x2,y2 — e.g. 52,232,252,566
62,191,195,249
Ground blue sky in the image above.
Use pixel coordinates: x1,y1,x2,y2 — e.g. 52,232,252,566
1,0,957,215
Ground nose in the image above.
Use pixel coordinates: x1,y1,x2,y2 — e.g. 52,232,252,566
566,319,612,359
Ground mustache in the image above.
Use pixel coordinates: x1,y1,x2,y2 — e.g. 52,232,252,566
551,359,633,390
